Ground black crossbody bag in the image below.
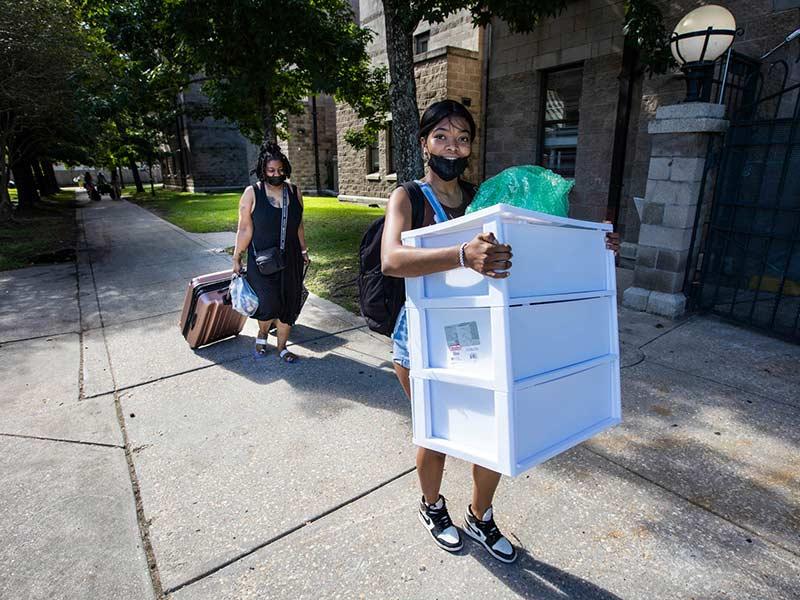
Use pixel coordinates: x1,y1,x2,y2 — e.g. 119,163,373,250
251,183,289,276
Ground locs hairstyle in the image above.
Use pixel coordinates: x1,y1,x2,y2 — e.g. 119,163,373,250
252,141,292,181
418,100,476,142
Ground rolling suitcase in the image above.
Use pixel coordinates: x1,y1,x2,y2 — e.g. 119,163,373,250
180,270,247,349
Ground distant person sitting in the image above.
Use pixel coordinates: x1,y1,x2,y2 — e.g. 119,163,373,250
84,172,101,202
97,172,111,197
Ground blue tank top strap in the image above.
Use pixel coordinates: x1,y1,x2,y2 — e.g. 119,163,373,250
416,180,449,223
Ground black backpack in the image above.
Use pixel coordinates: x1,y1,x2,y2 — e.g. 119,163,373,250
357,180,476,336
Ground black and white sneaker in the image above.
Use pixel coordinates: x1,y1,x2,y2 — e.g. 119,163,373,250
463,505,518,563
418,495,463,552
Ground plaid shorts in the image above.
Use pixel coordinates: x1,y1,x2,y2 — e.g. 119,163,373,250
391,305,410,369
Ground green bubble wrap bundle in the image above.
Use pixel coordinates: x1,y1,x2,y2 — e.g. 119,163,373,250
466,165,573,217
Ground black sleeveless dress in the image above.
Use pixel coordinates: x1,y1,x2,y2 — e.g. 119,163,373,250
245,182,304,325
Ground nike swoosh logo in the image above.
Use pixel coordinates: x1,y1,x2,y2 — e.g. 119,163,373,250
468,523,486,540
420,513,432,526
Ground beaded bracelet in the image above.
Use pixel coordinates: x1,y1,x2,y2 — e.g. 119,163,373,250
459,242,468,268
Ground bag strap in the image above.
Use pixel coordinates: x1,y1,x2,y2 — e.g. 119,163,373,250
408,179,475,224
250,182,290,254
399,181,427,230
416,181,449,223
279,184,289,252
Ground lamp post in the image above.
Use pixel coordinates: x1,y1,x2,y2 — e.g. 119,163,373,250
670,5,737,102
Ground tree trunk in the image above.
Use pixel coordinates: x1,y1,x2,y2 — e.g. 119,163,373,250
31,159,48,197
43,160,60,195
148,162,155,196
383,1,424,184
0,165,12,222
11,158,39,212
260,90,276,146
129,159,145,193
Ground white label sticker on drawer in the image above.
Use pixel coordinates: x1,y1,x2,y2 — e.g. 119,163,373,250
445,321,481,364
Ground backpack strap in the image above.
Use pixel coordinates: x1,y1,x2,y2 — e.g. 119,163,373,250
416,181,450,224
399,181,427,230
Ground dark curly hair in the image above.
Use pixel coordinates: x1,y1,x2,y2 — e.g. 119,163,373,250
252,141,292,181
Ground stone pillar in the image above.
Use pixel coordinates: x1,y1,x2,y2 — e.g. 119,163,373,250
622,103,729,318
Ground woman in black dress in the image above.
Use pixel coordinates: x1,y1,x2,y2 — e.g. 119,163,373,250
232,143,310,362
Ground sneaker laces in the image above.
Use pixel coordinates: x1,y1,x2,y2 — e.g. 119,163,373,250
474,515,504,547
427,504,454,530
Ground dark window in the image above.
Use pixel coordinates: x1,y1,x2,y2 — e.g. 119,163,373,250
539,66,583,179
414,31,430,55
386,126,394,174
367,138,379,174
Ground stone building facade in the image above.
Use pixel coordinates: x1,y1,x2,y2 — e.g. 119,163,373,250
163,82,258,193
336,2,484,203
484,0,798,254
279,95,338,195
163,85,338,195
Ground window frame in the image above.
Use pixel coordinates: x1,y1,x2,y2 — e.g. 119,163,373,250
414,31,430,55
537,62,584,180
386,125,395,175
367,137,380,175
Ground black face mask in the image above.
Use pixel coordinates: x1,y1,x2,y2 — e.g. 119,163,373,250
428,155,468,181
265,175,286,186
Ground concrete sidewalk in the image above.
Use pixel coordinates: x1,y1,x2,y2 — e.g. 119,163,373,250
1,198,799,599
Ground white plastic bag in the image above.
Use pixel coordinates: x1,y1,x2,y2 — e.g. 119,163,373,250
230,273,259,317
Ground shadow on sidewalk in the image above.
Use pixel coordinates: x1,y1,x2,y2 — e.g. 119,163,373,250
464,542,621,600
215,327,408,422
581,360,800,557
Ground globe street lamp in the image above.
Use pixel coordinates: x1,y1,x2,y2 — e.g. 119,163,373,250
670,5,737,102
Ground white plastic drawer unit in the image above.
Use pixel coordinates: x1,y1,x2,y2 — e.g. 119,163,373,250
406,295,616,390
402,203,621,476
410,356,621,477
402,204,615,306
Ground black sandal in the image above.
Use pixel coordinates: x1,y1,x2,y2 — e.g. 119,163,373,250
278,349,298,363
255,337,269,355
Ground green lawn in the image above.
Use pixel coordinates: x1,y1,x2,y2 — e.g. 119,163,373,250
131,188,384,313
0,189,79,271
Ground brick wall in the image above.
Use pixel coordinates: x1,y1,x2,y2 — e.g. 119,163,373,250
484,71,540,178
571,52,624,222
337,52,449,200
485,0,796,241
185,117,252,191
281,94,338,195
414,11,481,52
485,1,626,223
446,49,483,184
337,48,483,201
358,2,480,66
165,82,254,192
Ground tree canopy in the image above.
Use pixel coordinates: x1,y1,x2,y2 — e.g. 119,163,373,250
173,0,389,147
0,0,674,219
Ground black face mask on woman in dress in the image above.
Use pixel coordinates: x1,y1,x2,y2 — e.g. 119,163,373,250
265,175,286,186
427,155,468,182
